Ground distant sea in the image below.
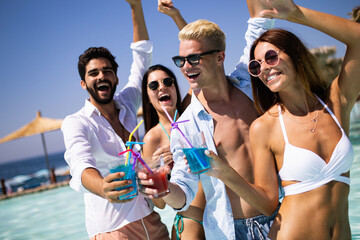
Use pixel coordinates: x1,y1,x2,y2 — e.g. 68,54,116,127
0,152,70,194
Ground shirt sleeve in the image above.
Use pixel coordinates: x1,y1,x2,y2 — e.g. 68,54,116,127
229,18,275,100
119,40,153,112
169,127,199,212
61,115,95,193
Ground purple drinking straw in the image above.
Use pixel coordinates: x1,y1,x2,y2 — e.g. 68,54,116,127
171,121,192,148
119,149,154,174
161,106,193,148
161,106,207,170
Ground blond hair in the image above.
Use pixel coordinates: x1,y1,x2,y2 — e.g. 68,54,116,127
178,19,226,51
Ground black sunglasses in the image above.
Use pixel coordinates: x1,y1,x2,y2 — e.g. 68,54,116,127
147,77,174,91
172,50,220,68
248,50,282,77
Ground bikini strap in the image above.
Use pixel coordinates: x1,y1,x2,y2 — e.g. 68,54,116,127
173,213,203,240
314,95,342,129
278,104,289,144
173,214,184,240
159,121,170,140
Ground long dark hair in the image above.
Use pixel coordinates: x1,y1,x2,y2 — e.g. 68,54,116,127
250,29,327,114
141,64,183,132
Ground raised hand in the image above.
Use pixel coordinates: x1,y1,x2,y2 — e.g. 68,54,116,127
157,0,187,30
246,0,272,18
158,0,178,17
258,0,299,19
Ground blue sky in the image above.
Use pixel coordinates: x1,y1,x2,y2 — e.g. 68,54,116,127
0,0,358,164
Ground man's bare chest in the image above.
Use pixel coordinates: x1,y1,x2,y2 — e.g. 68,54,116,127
212,115,249,152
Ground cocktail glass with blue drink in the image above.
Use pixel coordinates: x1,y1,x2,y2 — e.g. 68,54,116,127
160,106,211,174
181,131,212,174
108,155,138,201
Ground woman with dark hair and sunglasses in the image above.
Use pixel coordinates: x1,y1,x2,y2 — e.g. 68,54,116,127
205,0,360,239
141,64,207,239
204,0,360,240
140,1,206,240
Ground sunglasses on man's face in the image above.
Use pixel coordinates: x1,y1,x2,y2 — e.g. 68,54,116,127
147,77,174,91
248,50,282,77
172,50,220,68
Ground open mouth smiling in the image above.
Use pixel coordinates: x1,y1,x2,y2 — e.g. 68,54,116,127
267,72,281,83
159,93,171,103
96,82,110,92
186,72,200,79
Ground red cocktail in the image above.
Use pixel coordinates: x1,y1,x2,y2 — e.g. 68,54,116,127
147,168,169,198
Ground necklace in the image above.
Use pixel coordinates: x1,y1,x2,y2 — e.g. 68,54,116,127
310,111,319,133
284,100,321,133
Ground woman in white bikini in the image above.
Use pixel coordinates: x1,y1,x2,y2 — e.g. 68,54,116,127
204,0,360,239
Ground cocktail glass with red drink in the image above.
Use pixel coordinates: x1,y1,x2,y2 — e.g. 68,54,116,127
146,156,170,198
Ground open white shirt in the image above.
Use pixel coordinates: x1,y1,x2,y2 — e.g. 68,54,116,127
61,40,153,238
170,18,275,240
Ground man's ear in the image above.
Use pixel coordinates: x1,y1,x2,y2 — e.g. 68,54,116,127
80,80,87,90
217,51,225,64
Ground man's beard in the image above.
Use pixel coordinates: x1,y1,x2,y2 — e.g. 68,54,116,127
86,80,117,105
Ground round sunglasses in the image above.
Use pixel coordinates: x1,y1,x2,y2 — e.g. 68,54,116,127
172,50,220,68
248,50,282,77
147,77,174,91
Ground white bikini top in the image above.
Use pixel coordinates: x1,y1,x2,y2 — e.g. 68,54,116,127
278,96,354,196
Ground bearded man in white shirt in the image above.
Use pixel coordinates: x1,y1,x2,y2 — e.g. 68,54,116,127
61,0,169,239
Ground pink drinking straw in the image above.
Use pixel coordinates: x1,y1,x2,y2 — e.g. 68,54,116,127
161,106,192,148
119,149,154,174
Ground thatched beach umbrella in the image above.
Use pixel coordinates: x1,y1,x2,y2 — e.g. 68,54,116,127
0,111,63,184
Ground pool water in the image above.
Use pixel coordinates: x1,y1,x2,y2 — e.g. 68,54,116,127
349,117,360,239
0,185,177,239
0,186,86,239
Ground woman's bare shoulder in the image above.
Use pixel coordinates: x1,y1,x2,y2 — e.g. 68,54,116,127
251,106,279,131
143,124,163,144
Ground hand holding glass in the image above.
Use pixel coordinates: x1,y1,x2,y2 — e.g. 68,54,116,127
181,131,212,174
144,156,170,198
107,156,138,201
159,106,211,174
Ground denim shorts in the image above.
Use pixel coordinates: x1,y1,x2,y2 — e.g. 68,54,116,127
234,206,278,240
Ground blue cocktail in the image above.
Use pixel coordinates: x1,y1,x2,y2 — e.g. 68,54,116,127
109,161,138,200
182,147,211,174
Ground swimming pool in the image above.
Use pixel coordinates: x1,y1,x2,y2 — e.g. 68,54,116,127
349,117,360,239
0,184,176,239
0,185,87,239
0,117,359,239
